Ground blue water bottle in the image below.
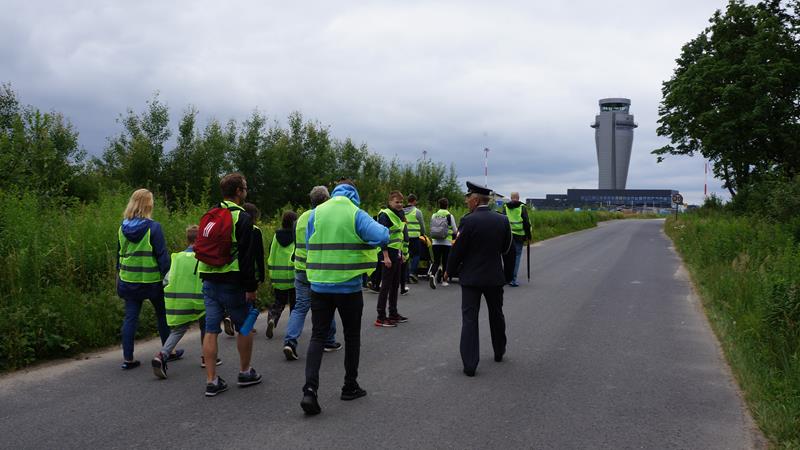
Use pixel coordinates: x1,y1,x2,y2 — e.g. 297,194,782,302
238,307,260,336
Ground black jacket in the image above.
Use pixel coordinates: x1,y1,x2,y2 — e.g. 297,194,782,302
447,205,513,287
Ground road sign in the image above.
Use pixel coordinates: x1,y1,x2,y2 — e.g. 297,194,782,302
672,193,683,204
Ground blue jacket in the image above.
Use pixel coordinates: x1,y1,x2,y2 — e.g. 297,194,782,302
307,184,389,293
116,218,171,300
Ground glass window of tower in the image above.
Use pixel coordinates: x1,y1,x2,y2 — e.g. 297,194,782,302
601,103,629,112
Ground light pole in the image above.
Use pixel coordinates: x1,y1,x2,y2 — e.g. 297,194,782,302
484,147,490,187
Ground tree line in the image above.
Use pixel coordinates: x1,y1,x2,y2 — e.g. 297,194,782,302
0,85,462,213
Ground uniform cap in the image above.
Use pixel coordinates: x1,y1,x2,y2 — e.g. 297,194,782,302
465,181,492,196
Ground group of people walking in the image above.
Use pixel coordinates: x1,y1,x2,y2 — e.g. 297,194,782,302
115,173,531,414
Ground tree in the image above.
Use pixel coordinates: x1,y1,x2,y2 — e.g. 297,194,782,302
653,0,800,197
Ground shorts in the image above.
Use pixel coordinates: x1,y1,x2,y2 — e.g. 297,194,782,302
202,280,249,334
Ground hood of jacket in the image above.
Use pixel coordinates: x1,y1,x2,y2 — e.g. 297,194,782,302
331,183,361,206
505,200,524,209
121,218,152,243
275,228,294,247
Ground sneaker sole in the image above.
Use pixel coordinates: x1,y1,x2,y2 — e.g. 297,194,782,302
375,323,397,327
323,346,342,352
151,360,167,379
237,377,263,387
283,346,299,360
205,385,229,397
429,278,436,289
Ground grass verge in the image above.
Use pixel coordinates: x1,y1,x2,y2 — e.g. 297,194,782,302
665,213,800,448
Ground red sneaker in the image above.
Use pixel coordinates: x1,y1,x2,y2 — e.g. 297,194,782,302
374,318,398,327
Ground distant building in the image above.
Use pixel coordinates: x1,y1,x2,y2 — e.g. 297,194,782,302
527,189,677,210
591,98,637,189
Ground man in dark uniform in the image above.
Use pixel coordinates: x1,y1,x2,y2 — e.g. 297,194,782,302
446,181,513,377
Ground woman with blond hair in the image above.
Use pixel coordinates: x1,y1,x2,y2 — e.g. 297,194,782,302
117,188,173,369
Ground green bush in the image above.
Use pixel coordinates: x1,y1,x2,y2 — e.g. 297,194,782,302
0,189,275,371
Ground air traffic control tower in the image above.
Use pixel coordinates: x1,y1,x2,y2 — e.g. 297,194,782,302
591,98,637,189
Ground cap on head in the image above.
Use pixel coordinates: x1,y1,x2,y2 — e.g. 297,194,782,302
465,181,492,196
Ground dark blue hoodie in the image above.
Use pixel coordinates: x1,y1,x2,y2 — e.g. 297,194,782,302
116,217,171,300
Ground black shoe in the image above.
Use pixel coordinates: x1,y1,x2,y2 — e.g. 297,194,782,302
237,368,263,387
323,342,343,352
151,353,168,379
409,274,419,284
400,286,410,296
166,349,184,362
301,389,322,415
283,342,299,360
428,273,437,289
341,384,367,401
120,360,140,370
205,377,229,397
222,317,235,337
463,368,476,377
265,318,275,339
388,314,408,323
494,352,504,362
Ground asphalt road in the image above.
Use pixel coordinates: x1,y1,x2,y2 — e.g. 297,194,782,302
0,219,764,449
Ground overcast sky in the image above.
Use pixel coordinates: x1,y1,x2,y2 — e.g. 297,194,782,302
1,0,732,204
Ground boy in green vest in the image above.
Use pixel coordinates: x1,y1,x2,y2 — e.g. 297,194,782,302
152,225,220,379
375,191,408,327
266,210,298,339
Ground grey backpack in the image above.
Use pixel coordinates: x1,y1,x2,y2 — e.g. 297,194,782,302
430,215,450,239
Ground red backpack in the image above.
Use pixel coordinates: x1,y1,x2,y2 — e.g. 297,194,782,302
195,203,238,267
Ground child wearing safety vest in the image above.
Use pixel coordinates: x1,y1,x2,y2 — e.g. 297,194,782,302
375,191,409,327
152,225,220,379
266,210,298,339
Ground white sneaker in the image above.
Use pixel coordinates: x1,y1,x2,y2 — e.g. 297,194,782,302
441,281,449,287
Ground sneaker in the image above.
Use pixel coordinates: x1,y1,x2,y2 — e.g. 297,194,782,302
409,274,419,284
400,286,410,296
367,282,380,294
151,353,168,379
301,388,321,415
120,360,140,370
509,281,519,287
237,368,263,387
166,349,184,362
341,384,367,401
441,281,450,287
222,317,235,336
266,318,275,339
283,342,299,360
388,314,408,323
324,342,343,352
200,356,222,368
205,377,229,397
428,273,437,289
374,318,398,327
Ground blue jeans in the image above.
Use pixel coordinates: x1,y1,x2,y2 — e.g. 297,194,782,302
511,240,523,283
202,281,249,334
283,274,336,347
121,296,170,361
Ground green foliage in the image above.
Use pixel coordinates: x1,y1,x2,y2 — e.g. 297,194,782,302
654,0,800,197
667,210,800,445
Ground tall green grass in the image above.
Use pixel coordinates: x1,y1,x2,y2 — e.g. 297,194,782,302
0,190,277,371
666,212,800,447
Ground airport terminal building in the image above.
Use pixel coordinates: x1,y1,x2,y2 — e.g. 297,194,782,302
527,189,678,210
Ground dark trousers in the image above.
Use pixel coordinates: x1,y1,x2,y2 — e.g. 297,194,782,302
431,245,450,278
269,288,296,326
377,252,401,318
460,285,506,372
370,257,382,289
121,296,170,361
304,291,364,392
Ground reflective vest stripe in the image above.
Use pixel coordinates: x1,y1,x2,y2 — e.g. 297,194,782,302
306,243,375,250
268,265,294,271
306,262,377,270
294,255,306,262
119,264,160,273
166,308,206,315
164,292,204,299
120,250,155,257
